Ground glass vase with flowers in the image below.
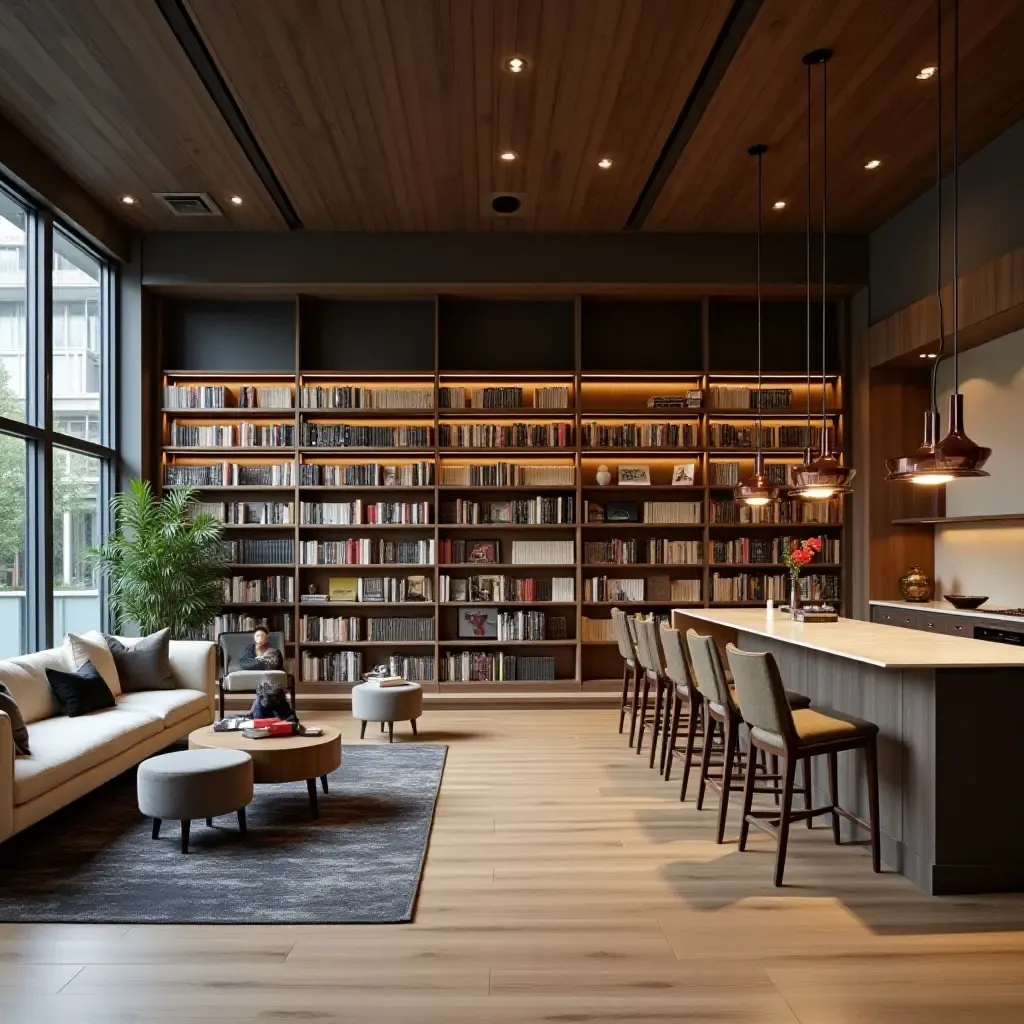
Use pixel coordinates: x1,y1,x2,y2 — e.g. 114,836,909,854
783,536,822,620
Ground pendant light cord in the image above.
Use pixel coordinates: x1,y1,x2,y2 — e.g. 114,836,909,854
952,0,959,393
806,62,813,452
931,0,945,416
820,55,828,451
756,147,764,461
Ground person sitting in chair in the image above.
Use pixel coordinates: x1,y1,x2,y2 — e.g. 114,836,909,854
239,625,284,671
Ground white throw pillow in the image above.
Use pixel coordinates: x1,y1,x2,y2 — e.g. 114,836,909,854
66,630,122,696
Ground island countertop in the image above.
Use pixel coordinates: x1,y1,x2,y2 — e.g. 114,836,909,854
673,607,1024,669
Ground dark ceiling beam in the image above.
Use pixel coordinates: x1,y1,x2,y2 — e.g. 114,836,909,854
626,0,764,230
153,0,303,230
0,112,131,261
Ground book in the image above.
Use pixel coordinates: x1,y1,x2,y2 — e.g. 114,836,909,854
329,576,359,602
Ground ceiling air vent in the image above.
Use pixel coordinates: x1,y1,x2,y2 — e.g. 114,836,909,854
153,192,222,217
487,192,526,216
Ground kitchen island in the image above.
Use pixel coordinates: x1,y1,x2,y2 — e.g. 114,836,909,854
672,607,1024,895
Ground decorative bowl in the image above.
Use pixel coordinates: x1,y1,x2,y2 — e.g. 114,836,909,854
945,595,988,610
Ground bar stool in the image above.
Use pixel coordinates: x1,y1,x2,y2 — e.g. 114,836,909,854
610,607,640,744
659,624,704,801
639,617,675,774
633,616,668,769
726,644,881,886
686,630,813,844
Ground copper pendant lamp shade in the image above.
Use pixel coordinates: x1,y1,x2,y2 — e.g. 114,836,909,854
934,393,991,477
733,144,779,508
884,410,954,485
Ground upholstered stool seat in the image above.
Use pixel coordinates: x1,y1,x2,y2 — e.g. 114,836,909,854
137,748,253,853
351,681,423,742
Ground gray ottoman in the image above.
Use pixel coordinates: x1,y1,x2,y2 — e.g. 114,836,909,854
352,681,423,742
138,748,254,853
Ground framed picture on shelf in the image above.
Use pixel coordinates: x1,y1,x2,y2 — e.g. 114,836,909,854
458,607,498,639
467,539,500,564
449,578,468,603
405,575,429,601
470,574,502,601
328,577,358,602
672,463,697,486
382,466,398,487
617,465,651,486
360,577,385,602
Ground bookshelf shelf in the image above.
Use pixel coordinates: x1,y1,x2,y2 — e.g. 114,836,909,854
159,294,846,702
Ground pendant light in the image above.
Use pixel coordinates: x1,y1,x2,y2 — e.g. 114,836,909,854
733,144,780,508
790,49,855,500
932,0,990,477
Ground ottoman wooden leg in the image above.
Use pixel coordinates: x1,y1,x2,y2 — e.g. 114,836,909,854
388,721,394,743
307,778,319,819
380,722,384,733
320,774,329,794
152,818,161,840
206,817,213,827
237,807,247,836
411,719,418,735
180,820,191,854
359,721,367,739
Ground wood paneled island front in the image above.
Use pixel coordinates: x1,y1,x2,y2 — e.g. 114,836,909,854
672,607,1024,895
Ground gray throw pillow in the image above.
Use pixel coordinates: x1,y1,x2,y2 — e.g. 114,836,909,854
0,682,30,755
104,629,175,692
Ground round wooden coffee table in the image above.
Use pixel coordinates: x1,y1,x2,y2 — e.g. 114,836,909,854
189,725,341,819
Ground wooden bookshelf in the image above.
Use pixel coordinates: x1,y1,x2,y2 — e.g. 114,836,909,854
156,296,847,704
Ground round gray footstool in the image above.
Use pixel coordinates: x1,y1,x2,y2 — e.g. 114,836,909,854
352,681,423,742
137,748,254,853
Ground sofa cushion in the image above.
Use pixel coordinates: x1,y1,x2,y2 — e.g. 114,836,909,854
116,689,208,729
47,662,116,718
0,682,31,755
0,647,73,724
66,630,122,697
14,708,163,805
106,629,174,692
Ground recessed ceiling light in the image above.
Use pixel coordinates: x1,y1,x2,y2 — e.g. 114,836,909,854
120,195,137,205
500,151,517,162
772,200,787,210
229,195,244,205
597,157,613,169
917,65,937,80
505,56,527,74
865,159,882,170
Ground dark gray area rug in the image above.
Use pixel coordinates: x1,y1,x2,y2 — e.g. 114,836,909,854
0,743,446,924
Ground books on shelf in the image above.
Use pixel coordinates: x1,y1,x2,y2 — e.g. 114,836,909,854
709,499,840,524
671,579,701,602
510,540,574,565
438,651,556,682
304,574,431,603
299,386,433,410
710,572,839,603
584,577,645,602
168,422,295,449
439,497,574,525
439,423,573,448
224,575,294,603
712,535,840,564
642,501,702,524
301,424,433,448
581,422,698,448
389,654,435,681
241,386,293,409
164,462,296,487
708,386,793,410
709,462,740,485
300,538,434,565
300,461,434,486
439,575,574,602
212,612,293,643
301,615,360,642
439,386,570,409
300,500,431,525
439,462,575,486
708,424,823,449
583,538,702,565
220,537,294,564
197,502,294,525
165,384,228,409
299,616,435,642
582,617,616,642
300,649,363,682
494,610,566,641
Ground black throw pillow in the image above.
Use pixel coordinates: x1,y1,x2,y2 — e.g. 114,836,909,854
46,661,115,717
104,629,175,692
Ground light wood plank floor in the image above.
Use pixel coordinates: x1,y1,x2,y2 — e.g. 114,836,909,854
3,709,1024,1021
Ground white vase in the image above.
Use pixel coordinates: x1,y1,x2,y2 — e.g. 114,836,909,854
596,465,611,486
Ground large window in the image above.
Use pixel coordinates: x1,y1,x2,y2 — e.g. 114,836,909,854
0,178,115,652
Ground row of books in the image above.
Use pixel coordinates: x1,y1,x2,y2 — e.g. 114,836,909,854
300,462,434,487
224,575,294,603
302,574,432,603
168,423,295,449
707,386,793,410
300,650,363,682
708,500,841,524
643,501,702,524
301,424,433,448
438,575,574,603
581,617,616,642
165,463,296,487
221,538,295,564
493,611,566,641
197,502,294,525
712,535,841,564
710,572,840,603
390,655,436,682
584,577,645,602
300,616,435,642
709,462,792,486
439,497,575,525
707,424,824,449
437,652,557,682
299,386,433,410
511,540,574,565
300,539,435,565
212,612,293,642
583,539,703,565
580,423,698,448
439,463,575,486
438,424,573,449
300,501,432,525
439,386,570,409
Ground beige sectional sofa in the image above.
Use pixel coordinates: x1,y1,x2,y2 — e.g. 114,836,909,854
0,638,216,842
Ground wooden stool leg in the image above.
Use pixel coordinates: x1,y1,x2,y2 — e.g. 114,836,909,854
380,721,384,733
360,720,367,739
180,820,190,855
388,721,394,743
716,715,738,844
206,817,213,827
665,692,683,781
307,778,319,819
679,698,700,802
321,774,329,794
151,818,161,840
618,661,629,734
237,807,247,836
628,665,642,747
649,678,663,769
738,740,759,851
411,718,418,735
803,756,813,829
636,674,650,754
827,750,841,844
865,737,881,873
771,754,780,805
659,684,673,775
696,716,716,811
773,757,797,886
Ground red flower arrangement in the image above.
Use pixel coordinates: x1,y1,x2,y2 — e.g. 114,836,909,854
784,536,822,579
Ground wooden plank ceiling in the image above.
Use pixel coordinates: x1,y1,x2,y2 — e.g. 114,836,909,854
0,0,285,230
646,0,1024,232
183,0,732,231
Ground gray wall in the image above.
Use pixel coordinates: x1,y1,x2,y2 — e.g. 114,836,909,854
869,118,1024,323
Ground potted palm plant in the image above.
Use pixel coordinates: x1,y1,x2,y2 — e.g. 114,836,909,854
90,479,230,638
